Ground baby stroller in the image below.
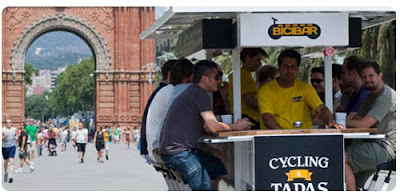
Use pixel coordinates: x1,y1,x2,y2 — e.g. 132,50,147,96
48,138,57,156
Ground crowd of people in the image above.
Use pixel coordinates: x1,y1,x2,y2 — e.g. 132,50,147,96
2,48,395,190
2,118,141,183
139,48,395,191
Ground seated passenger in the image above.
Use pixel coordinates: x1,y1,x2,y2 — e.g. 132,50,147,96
229,48,268,129
257,65,278,88
340,56,369,118
257,49,344,129
140,59,177,162
146,58,194,163
160,60,252,190
345,61,396,191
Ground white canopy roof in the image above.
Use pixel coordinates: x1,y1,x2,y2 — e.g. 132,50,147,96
141,7,395,40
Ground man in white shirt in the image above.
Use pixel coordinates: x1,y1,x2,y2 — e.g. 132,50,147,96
61,127,69,151
146,58,194,163
2,118,17,183
74,123,88,163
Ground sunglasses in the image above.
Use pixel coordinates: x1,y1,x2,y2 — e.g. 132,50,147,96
311,78,324,84
214,71,223,81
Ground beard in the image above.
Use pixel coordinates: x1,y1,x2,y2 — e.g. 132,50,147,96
364,82,377,91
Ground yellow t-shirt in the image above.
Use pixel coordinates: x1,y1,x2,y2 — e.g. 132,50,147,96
103,130,110,142
229,68,260,123
258,79,323,129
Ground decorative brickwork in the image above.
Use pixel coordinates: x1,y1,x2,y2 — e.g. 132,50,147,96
2,7,156,129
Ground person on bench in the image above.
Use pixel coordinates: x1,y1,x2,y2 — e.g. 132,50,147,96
346,61,396,191
159,60,252,190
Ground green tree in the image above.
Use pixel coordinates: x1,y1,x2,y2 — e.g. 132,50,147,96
25,92,51,121
49,57,95,116
24,63,39,84
345,21,395,89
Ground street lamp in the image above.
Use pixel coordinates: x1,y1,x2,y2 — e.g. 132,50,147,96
141,63,158,83
42,95,49,123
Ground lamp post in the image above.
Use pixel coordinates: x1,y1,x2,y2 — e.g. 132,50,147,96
141,63,159,83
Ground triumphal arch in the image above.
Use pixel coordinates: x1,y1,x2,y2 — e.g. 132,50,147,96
2,7,156,128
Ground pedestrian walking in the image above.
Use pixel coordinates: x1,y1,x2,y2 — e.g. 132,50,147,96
36,129,44,156
103,126,111,160
132,126,139,147
71,127,77,149
93,127,105,163
74,123,88,163
61,127,68,152
15,127,35,173
123,128,131,149
2,118,18,183
47,127,57,156
25,118,38,164
114,126,120,144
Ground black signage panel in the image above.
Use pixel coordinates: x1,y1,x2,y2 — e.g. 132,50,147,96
178,19,234,57
254,135,344,191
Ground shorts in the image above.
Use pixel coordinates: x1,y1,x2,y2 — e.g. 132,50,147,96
161,149,227,190
115,135,120,140
2,146,16,160
346,140,395,173
27,142,36,152
76,143,86,153
19,147,28,159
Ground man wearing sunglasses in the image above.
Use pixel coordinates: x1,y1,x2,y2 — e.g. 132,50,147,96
258,49,344,130
160,60,252,190
310,67,325,101
310,65,343,127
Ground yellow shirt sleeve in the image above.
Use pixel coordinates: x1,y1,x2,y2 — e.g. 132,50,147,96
240,68,258,95
229,68,258,113
257,82,275,115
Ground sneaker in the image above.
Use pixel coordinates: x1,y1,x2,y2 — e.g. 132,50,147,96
31,162,34,165
15,168,23,173
3,173,8,182
8,178,13,183
29,165,35,172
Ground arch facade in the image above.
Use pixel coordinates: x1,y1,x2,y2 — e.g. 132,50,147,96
2,7,156,128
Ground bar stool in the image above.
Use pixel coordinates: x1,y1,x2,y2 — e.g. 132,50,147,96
365,159,396,191
152,149,191,191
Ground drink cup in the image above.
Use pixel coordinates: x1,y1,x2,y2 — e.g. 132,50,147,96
335,112,347,127
221,114,232,124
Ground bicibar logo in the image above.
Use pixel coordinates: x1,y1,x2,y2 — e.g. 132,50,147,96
268,18,321,40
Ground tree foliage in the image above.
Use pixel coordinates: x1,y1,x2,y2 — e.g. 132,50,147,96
49,57,95,116
25,63,39,85
344,21,396,89
25,92,51,121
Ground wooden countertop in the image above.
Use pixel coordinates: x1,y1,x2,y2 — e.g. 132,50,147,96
216,128,377,137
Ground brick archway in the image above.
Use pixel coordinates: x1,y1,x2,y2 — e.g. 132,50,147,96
2,7,156,129
10,13,111,71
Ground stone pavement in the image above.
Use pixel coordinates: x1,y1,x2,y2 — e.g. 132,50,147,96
1,140,396,191
2,141,168,191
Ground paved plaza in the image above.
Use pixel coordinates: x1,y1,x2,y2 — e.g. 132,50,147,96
1,139,396,191
2,141,167,191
